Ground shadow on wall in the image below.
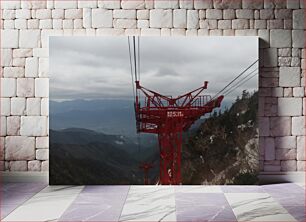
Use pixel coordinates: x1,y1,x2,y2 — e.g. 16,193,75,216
258,38,304,172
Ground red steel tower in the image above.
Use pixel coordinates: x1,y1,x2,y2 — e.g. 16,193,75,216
134,80,224,185
139,162,154,185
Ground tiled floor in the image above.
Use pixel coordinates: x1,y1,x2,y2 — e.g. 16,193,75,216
1,182,305,221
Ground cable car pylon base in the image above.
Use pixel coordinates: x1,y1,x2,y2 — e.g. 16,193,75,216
134,80,224,185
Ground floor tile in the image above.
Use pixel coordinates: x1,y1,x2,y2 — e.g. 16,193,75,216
60,203,124,221
225,193,297,221
175,185,222,193
175,193,237,221
59,186,129,221
119,186,176,222
176,193,229,206
1,183,47,219
177,205,236,222
270,192,305,206
72,192,127,205
295,183,305,189
3,186,84,221
1,205,18,219
1,182,47,193
222,185,265,193
82,185,130,194
262,183,304,193
1,193,34,205
283,205,305,222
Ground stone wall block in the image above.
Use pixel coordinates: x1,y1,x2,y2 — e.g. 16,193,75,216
1,117,7,137
35,78,49,98
279,67,301,87
278,98,302,116
270,117,291,136
1,1,21,10
98,0,121,9
5,136,35,160
16,78,34,97
275,136,297,149
150,9,173,28
28,160,41,171
297,136,305,161
54,1,77,9
281,160,297,171
9,161,27,171
213,0,241,9
2,30,19,48
265,137,275,160
276,148,297,160
1,98,11,116
7,116,21,136
92,9,113,28
242,0,263,9
292,116,305,136
122,0,145,9
11,97,26,115
173,9,187,28
292,30,305,48
187,10,199,29
36,137,49,149
36,149,49,160
293,9,305,30
20,116,48,136
270,29,291,48
154,0,178,9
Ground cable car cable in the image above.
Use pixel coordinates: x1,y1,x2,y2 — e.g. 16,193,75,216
223,72,258,97
221,68,258,96
128,37,136,102
211,59,258,100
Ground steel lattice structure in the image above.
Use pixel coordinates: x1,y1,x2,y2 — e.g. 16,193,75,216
134,80,224,185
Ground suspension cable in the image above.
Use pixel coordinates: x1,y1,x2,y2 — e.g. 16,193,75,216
136,36,141,154
222,68,258,96
211,59,258,100
138,36,140,82
128,36,142,156
128,37,136,101
133,36,138,82
223,72,258,97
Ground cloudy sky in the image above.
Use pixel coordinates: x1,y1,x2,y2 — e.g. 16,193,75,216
50,36,258,102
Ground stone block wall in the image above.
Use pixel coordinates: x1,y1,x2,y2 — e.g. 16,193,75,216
0,0,305,173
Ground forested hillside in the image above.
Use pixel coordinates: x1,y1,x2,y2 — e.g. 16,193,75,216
182,91,259,185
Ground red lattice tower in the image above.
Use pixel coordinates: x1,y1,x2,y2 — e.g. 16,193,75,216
135,81,224,185
139,162,154,185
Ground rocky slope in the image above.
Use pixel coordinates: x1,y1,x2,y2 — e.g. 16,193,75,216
182,91,259,185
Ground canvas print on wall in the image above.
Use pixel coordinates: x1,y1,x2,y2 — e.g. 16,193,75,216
49,36,259,185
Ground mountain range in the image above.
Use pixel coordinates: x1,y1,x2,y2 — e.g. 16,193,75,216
49,96,254,185
50,128,159,185
50,98,233,137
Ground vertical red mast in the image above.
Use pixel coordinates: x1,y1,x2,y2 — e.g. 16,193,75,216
139,162,154,185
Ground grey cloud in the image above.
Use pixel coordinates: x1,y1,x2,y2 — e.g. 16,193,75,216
153,66,181,77
50,36,258,102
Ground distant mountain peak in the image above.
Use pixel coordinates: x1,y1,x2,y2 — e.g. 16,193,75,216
60,128,100,134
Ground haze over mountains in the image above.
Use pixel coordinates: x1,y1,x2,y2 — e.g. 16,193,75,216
50,99,233,136
49,98,236,184
50,99,136,136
